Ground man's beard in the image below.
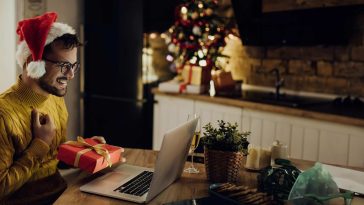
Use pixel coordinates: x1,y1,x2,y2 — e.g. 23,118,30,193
39,77,67,97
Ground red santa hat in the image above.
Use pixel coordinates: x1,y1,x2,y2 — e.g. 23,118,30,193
16,12,76,79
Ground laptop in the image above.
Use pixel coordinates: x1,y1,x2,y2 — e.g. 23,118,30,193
80,117,199,203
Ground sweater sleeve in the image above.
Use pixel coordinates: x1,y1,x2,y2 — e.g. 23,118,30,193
0,115,50,198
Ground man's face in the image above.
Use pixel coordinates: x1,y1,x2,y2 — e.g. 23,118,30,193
38,42,78,97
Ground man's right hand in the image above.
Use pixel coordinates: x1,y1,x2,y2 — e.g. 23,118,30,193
31,109,56,145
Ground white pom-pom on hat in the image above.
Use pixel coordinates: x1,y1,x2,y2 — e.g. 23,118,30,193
26,61,46,79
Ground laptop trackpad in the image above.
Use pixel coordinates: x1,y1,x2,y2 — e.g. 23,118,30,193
104,172,131,182
83,164,148,188
84,171,132,190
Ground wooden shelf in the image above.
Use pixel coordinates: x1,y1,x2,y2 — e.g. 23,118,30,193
262,0,364,13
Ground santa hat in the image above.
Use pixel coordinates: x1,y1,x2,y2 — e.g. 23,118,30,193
16,12,76,79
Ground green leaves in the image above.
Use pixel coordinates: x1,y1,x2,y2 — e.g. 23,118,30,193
201,120,250,154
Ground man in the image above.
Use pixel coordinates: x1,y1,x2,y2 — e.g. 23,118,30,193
0,12,81,204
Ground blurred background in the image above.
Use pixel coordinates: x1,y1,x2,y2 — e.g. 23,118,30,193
0,0,363,151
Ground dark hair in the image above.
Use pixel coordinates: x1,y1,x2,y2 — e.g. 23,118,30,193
43,34,82,57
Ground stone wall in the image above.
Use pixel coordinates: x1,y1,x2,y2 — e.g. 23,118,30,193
223,36,364,96
222,11,364,97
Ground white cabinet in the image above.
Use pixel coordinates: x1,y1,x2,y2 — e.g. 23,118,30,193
241,109,364,167
153,95,243,150
153,94,364,168
153,95,194,150
194,101,243,133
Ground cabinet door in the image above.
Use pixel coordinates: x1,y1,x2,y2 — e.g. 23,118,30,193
242,109,292,149
153,95,194,150
348,133,364,168
153,95,364,167
194,101,242,133
242,108,364,167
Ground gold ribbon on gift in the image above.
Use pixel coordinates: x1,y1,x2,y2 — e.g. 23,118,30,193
65,136,112,167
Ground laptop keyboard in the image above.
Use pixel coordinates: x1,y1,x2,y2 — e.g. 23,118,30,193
114,171,154,196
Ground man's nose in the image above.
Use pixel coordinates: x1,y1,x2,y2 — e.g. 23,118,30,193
65,67,75,79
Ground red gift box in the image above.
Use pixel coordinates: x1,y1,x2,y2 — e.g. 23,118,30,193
57,136,123,173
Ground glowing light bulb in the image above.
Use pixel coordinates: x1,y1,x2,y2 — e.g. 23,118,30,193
190,56,197,64
166,55,174,62
208,35,215,40
160,33,167,39
149,33,157,39
181,6,188,14
199,60,207,67
198,50,204,58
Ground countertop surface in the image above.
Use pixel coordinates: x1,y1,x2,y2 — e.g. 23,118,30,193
56,148,364,205
153,89,364,127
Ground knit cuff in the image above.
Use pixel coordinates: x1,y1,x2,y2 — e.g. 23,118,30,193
28,138,50,159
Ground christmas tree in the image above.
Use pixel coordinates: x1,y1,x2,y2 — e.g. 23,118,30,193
165,0,231,80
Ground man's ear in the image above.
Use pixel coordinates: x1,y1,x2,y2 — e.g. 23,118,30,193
24,56,33,70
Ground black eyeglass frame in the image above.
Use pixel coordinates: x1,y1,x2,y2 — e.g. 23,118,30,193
44,58,80,75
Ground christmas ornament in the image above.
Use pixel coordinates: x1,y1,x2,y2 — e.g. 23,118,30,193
168,44,176,53
178,32,185,39
205,8,213,16
192,26,202,36
191,12,199,20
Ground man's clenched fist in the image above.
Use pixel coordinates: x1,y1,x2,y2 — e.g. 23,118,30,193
31,109,56,145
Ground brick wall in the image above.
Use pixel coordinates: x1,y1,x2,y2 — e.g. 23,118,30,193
222,6,364,97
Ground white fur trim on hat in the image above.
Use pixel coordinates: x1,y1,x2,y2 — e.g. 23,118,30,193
45,22,76,45
26,61,46,79
16,41,31,69
16,22,75,77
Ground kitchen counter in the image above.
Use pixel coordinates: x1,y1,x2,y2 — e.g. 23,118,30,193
152,89,364,127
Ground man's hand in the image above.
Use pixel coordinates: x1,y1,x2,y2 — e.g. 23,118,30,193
31,109,56,145
120,148,126,163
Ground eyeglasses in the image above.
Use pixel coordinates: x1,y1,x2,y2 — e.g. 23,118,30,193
44,58,80,75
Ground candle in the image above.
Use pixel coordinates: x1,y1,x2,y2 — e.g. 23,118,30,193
245,146,258,169
245,145,271,170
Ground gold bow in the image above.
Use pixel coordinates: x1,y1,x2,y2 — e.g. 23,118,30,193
65,136,112,167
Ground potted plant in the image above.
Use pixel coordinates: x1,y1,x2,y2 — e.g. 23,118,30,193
201,120,250,183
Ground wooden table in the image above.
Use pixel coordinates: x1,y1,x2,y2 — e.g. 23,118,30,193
55,149,364,205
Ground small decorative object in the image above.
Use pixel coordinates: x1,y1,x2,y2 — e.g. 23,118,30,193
201,120,250,183
184,114,201,174
192,26,202,36
258,159,301,204
211,70,236,96
270,140,289,166
181,65,210,85
191,12,199,20
57,136,124,173
209,183,273,204
245,145,271,170
209,80,216,97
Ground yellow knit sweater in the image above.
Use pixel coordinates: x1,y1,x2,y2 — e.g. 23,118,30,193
0,77,68,198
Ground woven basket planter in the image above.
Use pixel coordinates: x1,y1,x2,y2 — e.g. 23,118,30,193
204,148,244,183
